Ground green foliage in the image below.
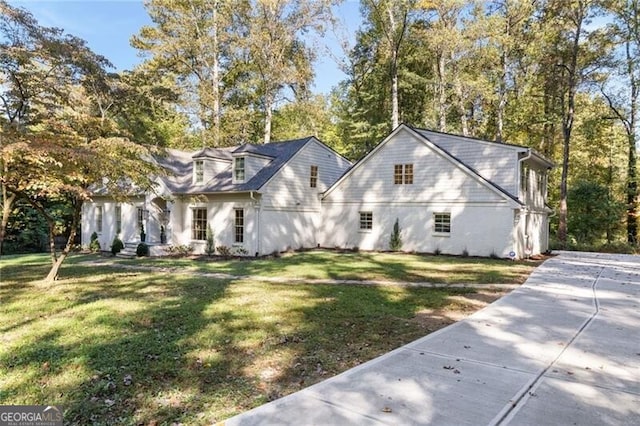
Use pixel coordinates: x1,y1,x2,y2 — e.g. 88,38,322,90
89,232,101,253
140,225,146,243
110,237,124,256
136,243,149,257
166,245,194,256
216,245,232,258
206,224,215,257
389,218,403,251
567,181,625,245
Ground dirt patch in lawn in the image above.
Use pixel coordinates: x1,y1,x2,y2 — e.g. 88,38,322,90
410,289,510,331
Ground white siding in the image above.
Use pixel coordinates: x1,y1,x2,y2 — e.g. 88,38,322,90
201,158,230,183
176,194,256,255
324,130,504,205
82,197,143,249
419,130,521,195
260,209,321,254
244,154,272,182
261,139,351,210
320,202,516,257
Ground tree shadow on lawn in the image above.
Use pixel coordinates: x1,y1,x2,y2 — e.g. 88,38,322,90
0,263,282,425
1,258,508,425
243,282,490,404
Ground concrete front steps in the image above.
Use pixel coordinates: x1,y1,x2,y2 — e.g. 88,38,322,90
116,242,170,258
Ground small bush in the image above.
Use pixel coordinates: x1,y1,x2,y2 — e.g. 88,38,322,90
233,246,248,256
434,247,441,256
389,218,403,251
461,248,469,258
111,237,124,255
206,225,215,256
217,245,232,258
167,245,194,256
136,243,149,257
89,232,101,253
351,246,360,252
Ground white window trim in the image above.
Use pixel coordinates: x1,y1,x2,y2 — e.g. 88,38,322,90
234,157,246,183
191,207,208,241
433,212,451,237
359,211,373,233
95,205,103,234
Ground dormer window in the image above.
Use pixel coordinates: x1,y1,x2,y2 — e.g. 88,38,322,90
194,160,204,183
234,157,245,182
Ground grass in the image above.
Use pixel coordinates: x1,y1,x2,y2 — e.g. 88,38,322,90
90,249,537,284
0,252,539,425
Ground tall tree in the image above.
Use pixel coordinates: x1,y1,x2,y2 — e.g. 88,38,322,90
132,0,233,146
238,0,331,143
361,0,415,129
547,0,601,247
601,0,640,244
1,1,157,281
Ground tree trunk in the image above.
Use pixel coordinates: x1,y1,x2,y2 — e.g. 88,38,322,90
391,53,399,129
625,36,638,244
212,0,221,146
497,49,508,142
0,185,16,255
44,198,82,283
437,52,447,132
557,2,584,248
263,93,273,144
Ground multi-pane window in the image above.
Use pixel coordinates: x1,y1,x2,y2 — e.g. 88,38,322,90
359,211,373,230
115,205,122,234
194,160,204,183
234,208,244,243
191,208,207,241
310,165,318,188
95,206,103,233
434,213,451,234
234,157,245,181
394,164,413,184
394,164,403,184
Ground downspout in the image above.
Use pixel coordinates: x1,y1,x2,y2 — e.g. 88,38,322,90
516,149,533,258
250,191,260,256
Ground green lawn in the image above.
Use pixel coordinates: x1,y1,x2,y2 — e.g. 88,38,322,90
93,249,537,284
0,252,538,425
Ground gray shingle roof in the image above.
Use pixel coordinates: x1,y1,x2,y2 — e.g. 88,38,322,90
157,137,313,194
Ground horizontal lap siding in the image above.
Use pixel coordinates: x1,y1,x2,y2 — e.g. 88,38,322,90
420,131,519,196
324,131,503,204
261,140,352,210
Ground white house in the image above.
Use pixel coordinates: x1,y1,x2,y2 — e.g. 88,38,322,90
82,125,553,259
82,136,352,256
319,125,553,258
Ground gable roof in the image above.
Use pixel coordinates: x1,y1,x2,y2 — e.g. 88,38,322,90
156,137,313,194
322,124,524,207
412,126,554,169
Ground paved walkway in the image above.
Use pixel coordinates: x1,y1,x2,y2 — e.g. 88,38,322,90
223,251,640,425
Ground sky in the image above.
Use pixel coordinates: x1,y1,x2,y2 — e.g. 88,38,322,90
9,0,363,95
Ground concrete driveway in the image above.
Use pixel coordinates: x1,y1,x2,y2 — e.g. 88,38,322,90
224,251,640,425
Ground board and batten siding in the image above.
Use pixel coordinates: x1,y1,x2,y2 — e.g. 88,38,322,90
324,130,504,204
418,130,520,196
